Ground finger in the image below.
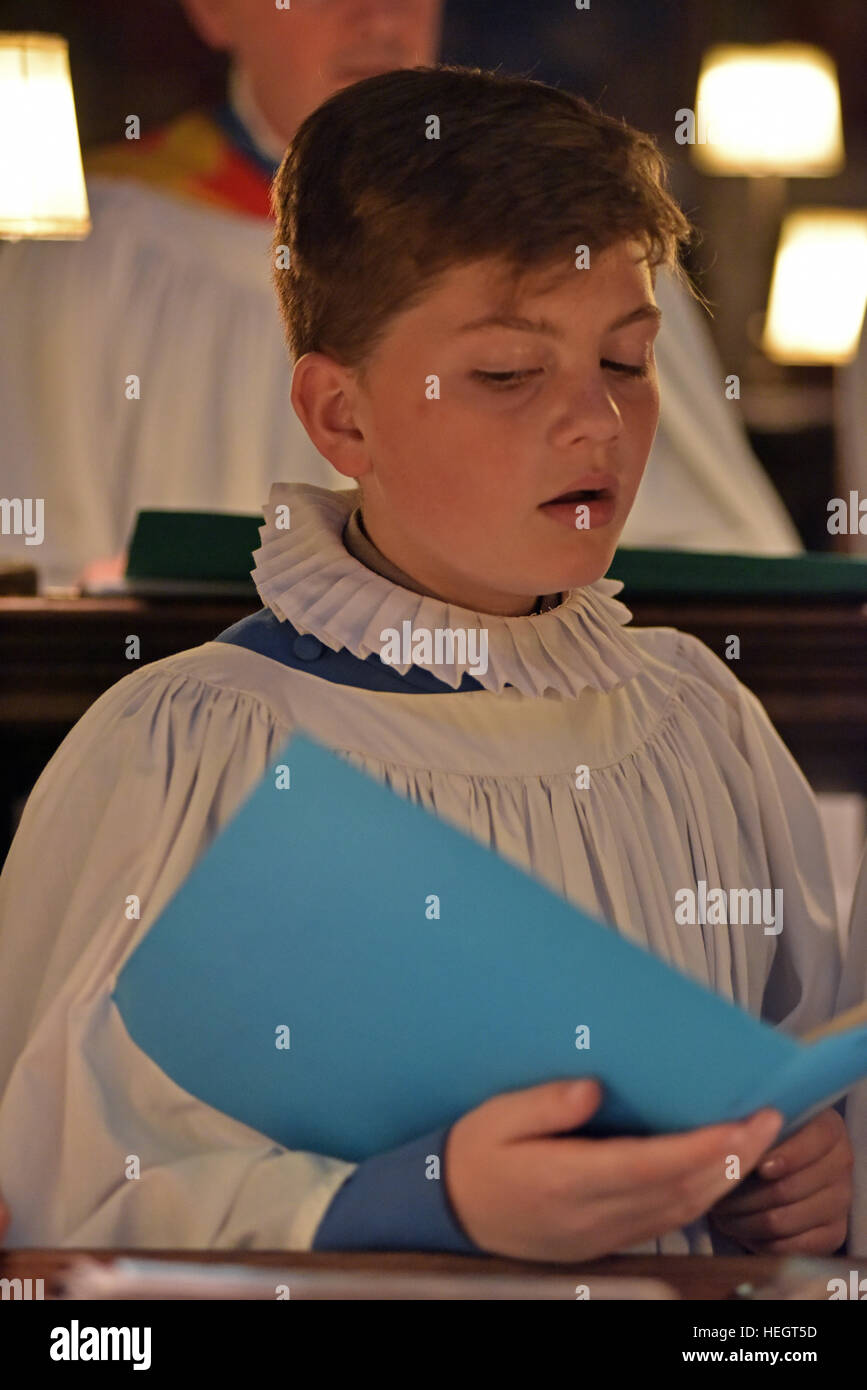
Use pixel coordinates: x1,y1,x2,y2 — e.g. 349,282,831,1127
640,1110,788,1220
712,1183,849,1242
550,1168,748,1257
757,1221,849,1258
605,1155,787,1248
537,1114,785,1252
546,1109,782,1214
757,1109,843,1180
591,1109,784,1193
713,1141,853,1216
491,1078,604,1141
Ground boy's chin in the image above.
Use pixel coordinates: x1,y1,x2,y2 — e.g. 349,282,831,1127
538,536,622,593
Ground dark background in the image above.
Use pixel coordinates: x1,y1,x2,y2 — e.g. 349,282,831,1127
4,0,866,548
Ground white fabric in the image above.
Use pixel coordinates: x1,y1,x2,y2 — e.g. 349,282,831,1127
0,482,845,1253
835,844,867,1255
0,174,799,588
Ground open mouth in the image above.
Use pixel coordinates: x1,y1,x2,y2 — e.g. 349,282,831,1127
539,479,618,529
544,487,612,505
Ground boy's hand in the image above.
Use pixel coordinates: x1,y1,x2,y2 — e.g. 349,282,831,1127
0,1190,9,1243
444,1078,783,1262
709,1107,853,1256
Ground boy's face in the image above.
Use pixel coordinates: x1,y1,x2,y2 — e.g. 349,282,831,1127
296,239,661,616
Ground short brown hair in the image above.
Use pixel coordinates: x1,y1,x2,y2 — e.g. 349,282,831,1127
271,65,691,367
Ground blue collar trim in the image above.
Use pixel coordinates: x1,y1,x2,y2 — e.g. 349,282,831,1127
214,607,488,694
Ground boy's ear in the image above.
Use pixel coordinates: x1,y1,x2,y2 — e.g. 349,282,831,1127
290,353,370,481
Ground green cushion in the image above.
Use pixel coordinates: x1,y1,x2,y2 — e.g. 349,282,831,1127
125,509,867,599
608,548,867,598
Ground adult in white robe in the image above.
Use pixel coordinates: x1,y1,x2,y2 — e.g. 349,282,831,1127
0,483,846,1253
0,176,347,589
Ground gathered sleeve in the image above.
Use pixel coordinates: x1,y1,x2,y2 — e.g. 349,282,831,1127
0,656,364,1248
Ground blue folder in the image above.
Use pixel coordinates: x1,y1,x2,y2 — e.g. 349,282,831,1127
113,733,867,1162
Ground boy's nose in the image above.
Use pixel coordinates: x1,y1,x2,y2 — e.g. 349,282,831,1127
552,380,624,447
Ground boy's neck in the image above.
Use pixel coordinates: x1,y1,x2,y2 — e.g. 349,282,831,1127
342,505,561,616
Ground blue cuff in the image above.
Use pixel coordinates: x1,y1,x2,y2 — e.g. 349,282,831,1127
312,1126,483,1254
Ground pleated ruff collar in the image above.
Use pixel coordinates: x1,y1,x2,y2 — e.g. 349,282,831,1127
250,483,645,699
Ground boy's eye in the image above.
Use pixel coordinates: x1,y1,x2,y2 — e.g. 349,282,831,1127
471,359,651,391
471,368,544,391
602,358,650,378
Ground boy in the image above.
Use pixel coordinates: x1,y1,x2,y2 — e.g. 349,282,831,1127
0,66,853,1257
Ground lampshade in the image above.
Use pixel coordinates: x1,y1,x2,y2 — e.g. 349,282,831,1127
762,209,867,365
0,32,90,239
690,43,844,177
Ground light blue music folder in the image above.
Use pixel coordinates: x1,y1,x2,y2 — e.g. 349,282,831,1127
113,733,867,1162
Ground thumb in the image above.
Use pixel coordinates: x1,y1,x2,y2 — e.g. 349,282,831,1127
497,1078,603,1141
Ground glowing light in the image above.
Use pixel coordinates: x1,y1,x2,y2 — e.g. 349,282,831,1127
690,44,844,177
763,210,867,365
0,33,90,239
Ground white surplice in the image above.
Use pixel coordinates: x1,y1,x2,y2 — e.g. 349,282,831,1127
0,482,846,1254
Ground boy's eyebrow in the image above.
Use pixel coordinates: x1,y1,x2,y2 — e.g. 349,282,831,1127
455,303,662,336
